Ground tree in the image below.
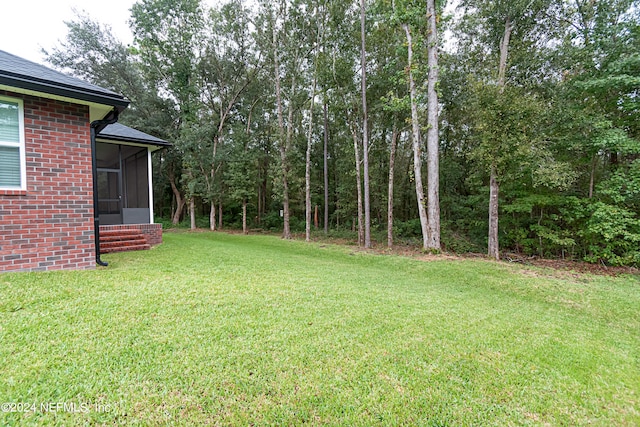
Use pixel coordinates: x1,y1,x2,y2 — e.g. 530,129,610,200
225,124,258,234
305,2,326,242
388,116,399,247
360,0,373,248
130,0,206,227
425,0,441,251
131,0,204,123
403,21,430,250
457,0,554,259
323,99,330,234
198,0,256,230
388,0,435,251
257,0,305,240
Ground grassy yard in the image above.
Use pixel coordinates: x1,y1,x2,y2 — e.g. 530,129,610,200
1,232,639,426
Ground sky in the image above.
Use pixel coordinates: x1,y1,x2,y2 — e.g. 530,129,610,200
2,0,459,66
1,0,138,65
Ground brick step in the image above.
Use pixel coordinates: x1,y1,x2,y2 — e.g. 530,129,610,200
100,234,144,243
100,230,142,238
101,238,148,248
101,244,151,254
99,229,150,253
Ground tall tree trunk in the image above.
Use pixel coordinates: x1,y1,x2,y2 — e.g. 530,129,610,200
305,93,314,242
218,201,223,230
210,203,216,231
255,113,268,224
388,119,398,248
257,180,262,224
305,46,319,243
170,173,185,226
404,23,429,250
323,99,329,234
281,167,291,238
260,172,267,223
272,17,292,240
488,164,500,260
426,0,440,251
283,73,297,239
242,198,248,234
488,16,512,261
350,123,364,246
497,17,512,88
360,0,372,249
209,135,219,231
190,198,196,230
589,154,597,198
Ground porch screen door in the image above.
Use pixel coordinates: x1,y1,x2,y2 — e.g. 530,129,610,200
97,168,122,225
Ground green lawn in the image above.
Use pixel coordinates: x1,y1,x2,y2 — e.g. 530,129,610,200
1,232,639,426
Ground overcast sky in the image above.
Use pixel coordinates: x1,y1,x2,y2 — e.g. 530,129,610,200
1,0,138,65
2,0,458,66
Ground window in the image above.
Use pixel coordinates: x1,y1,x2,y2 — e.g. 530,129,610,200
0,96,26,190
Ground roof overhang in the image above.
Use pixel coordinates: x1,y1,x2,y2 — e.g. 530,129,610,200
96,123,171,152
0,74,128,122
95,136,170,153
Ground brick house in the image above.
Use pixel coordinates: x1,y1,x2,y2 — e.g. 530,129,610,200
0,50,169,272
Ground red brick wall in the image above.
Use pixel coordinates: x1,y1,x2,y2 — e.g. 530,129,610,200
0,90,95,272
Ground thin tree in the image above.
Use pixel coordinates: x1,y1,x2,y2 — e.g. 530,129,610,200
426,0,441,250
169,169,186,225
305,70,319,242
359,0,372,248
349,119,365,246
388,117,398,248
458,0,553,260
199,1,255,231
488,16,512,260
404,23,430,249
306,4,323,242
190,198,196,229
270,5,293,239
323,99,329,234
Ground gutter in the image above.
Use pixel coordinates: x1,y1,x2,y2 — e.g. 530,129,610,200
90,109,120,267
0,74,129,109
96,134,172,148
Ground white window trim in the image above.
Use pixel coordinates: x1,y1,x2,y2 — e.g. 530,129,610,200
0,95,26,191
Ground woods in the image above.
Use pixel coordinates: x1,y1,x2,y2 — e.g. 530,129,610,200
45,0,640,265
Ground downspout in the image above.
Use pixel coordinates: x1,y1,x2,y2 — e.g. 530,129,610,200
90,109,119,267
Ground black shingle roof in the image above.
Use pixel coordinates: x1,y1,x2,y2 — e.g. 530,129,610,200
0,49,128,110
98,123,170,148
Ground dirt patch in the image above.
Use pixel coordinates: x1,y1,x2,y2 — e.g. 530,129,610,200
367,243,639,277
511,257,638,277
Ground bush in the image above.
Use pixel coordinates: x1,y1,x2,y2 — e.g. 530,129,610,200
261,211,283,232
393,219,423,239
441,223,482,253
155,217,175,230
582,202,640,266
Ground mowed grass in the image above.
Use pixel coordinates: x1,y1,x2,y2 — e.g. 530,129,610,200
1,232,639,426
